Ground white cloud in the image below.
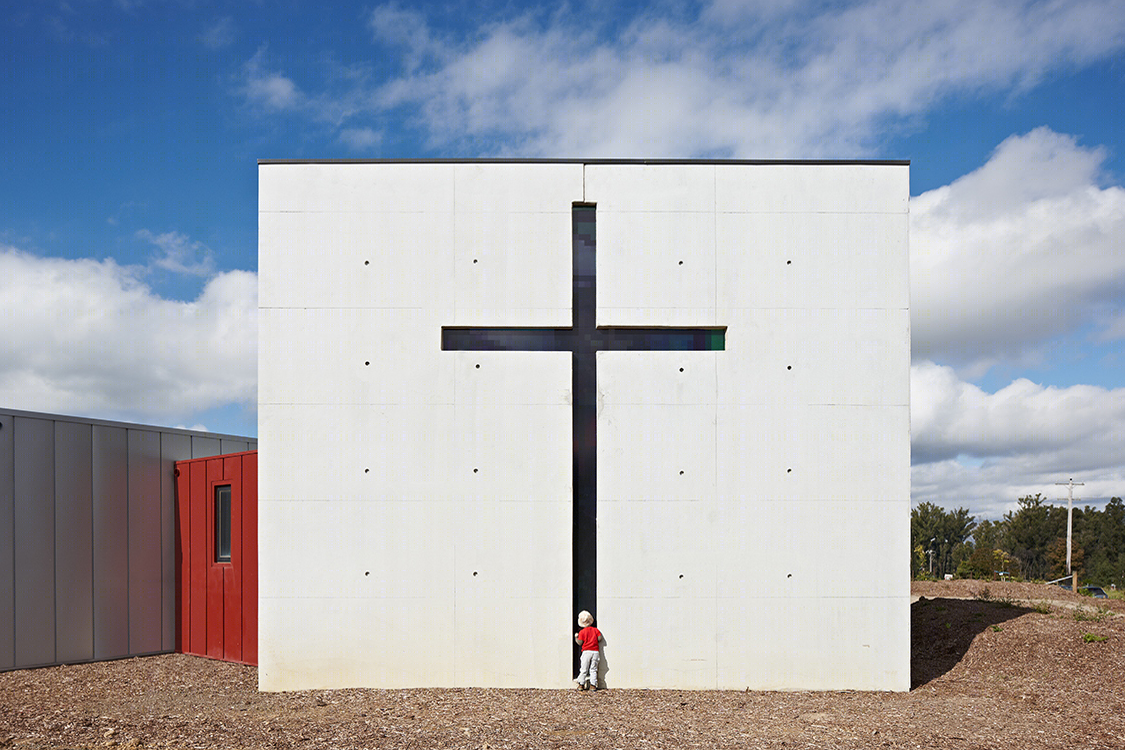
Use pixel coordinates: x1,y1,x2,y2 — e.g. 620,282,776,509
368,3,443,72
354,0,1125,157
237,1,1125,156
338,126,381,150
910,127,1125,373
136,229,215,276
242,49,302,111
201,17,236,49
0,246,256,424
911,361,1125,517
1098,314,1125,342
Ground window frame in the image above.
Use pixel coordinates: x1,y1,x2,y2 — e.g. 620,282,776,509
212,482,233,565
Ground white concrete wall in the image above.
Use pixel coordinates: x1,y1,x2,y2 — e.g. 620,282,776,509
258,163,579,690
258,161,910,691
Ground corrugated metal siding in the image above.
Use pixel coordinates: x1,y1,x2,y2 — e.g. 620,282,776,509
128,430,163,655
92,424,129,661
14,418,55,667
191,437,221,459
0,414,15,670
161,432,191,652
55,421,93,663
0,409,255,671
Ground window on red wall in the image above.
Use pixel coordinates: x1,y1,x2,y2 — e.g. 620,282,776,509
215,484,232,563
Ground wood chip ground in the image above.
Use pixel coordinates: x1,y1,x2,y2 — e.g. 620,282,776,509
2,582,1123,749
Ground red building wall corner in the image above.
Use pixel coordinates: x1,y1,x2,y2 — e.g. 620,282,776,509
174,451,257,665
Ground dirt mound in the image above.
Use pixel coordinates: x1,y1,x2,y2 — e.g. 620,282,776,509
912,578,1125,613
2,589,1123,749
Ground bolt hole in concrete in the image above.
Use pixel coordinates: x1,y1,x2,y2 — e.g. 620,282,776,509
787,365,792,370
364,260,370,265
365,571,369,576
475,364,480,369
787,573,792,578
473,571,478,576
679,367,684,372
365,361,370,366
678,260,683,265
473,258,478,263
473,468,478,473
364,468,369,474
679,574,684,579
786,260,791,265
787,468,792,473
679,470,685,475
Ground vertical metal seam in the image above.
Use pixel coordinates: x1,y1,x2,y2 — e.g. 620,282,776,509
90,424,96,659
51,419,57,664
159,432,165,653
10,418,16,668
125,430,130,655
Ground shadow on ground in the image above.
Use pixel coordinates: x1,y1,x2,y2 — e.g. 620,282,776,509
911,596,1033,689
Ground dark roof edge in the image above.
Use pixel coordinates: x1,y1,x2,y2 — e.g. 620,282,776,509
0,406,257,441
258,158,909,166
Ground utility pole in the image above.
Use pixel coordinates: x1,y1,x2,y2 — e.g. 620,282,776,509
1055,479,1085,576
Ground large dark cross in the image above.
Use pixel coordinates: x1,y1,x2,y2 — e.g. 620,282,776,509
442,204,725,663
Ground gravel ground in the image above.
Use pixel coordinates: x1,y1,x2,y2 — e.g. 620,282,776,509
2,581,1122,749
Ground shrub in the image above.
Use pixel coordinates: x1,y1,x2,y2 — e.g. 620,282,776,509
1074,608,1110,623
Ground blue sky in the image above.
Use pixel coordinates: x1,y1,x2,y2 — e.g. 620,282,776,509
2,0,1124,518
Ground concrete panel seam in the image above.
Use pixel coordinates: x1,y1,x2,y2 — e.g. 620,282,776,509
712,157,719,693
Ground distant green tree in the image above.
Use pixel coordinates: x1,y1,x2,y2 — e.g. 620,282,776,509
1002,494,1065,580
960,545,1018,580
911,503,976,578
972,519,1001,551
1045,536,1084,580
1079,497,1125,587
911,543,928,579
916,495,1125,584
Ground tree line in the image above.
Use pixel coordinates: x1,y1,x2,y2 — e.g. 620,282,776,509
911,495,1125,586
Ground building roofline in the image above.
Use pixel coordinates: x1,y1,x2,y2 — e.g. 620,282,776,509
258,158,909,166
0,406,256,441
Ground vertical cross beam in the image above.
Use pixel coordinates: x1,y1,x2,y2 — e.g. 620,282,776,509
442,204,725,666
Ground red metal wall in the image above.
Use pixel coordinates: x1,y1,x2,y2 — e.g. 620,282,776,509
174,451,257,665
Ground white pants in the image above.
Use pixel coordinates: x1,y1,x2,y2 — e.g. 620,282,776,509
577,649,600,687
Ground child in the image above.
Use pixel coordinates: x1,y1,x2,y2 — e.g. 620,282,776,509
574,610,603,691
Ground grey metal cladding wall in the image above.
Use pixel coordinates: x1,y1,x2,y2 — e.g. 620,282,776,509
0,414,14,669
191,436,221,459
93,425,130,661
160,432,191,651
55,421,94,663
14,418,55,668
128,430,163,655
220,439,248,455
0,409,256,671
